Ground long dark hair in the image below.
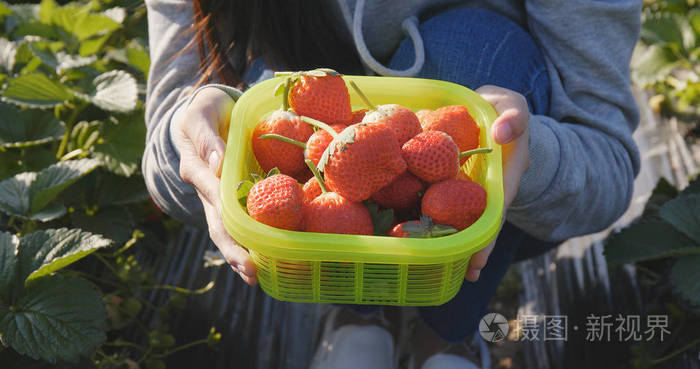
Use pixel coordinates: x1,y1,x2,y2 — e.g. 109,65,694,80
191,0,362,89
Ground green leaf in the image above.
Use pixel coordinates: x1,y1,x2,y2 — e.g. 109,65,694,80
0,231,19,300
0,2,10,19
70,206,134,244
30,158,101,214
55,52,97,74
631,45,681,86
604,220,700,264
28,42,58,70
365,202,394,236
641,12,685,48
78,33,110,56
0,274,106,363
0,103,65,148
0,159,100,219
1,73,73,108
126,41,150,78
642,177,679,218
38,0,57,24
690,9,700,44
89,70,137,112
671,254,700,306
95,174,149,206
660,193,700,243
92,115,145,176
237,180,254,208
18,228,111,283
0,37,16,73
0,172,35,218
73,13,120,41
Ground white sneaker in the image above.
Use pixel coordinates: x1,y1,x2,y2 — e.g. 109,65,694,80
310,324,395,369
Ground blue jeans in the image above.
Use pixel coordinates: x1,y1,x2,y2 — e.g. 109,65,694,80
351,8,558,343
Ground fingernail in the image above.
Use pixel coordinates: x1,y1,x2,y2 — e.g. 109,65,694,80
208,151,221,172
237,264,247,275
495,122,512,144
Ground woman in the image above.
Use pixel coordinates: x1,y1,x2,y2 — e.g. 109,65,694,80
142,1,641,367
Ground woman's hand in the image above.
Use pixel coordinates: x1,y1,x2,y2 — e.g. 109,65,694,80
173,87,258,285
465,85,530,282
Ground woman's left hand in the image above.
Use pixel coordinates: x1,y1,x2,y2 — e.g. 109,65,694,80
465,85,530,282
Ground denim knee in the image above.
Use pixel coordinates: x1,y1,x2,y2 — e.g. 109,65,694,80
390,8,551,115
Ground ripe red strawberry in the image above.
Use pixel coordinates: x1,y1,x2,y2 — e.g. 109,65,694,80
302,159,373,235
246,174,305,230
421,105,480,165
302,176,323,204
422,179,487,230
416,109,432,124
286,69,352,124
350,82,422,146
304,192,374,235
252,79,313,175
371,171,425,210
387,216,457,238
362,104,422,146
320,122,406,202
305,123,347,166
350,109,368,124
401,131,459,183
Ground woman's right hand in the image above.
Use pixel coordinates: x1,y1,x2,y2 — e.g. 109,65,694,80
173,87,258,285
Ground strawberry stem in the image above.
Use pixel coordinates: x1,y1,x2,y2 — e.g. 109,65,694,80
300,116,339,140
459,148,493,159
349,81,376,111
258,134,306,148
430,226,458,237
282,77,291,111
305,159,328,194
274,71,294,77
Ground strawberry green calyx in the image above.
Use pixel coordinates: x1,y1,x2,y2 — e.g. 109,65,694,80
300,116,340,140
258,134,306,148
272,77,293,111
401,215,457,238
305,159,328,193
459,147,492,159
349,80,377,111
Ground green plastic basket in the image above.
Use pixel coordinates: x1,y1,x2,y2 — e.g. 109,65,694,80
220,75,503,306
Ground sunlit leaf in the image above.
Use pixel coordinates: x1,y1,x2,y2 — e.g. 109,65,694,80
1,73,73,108
631,45,681,86
0,37,17,73
90,70,137,112
0,274,106,363
18,228,111,282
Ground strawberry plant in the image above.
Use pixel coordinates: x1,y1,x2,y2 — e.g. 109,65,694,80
633,0,700,133
604,175,700,367
0,1,219,367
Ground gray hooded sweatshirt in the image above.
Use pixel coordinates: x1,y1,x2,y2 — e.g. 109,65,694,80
142,0,641,242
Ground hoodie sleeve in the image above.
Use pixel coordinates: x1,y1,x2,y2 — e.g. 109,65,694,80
142,0,241,228
506,0,642,241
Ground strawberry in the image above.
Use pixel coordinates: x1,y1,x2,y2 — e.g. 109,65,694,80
305,123,347,166
401,131,459,183
246,174,305,230
303,159,373,235
370,171,425,210
350,109,368,124
350,81,422,146
415,109,433,124
402,131,492,184
421,105,480,165
252,78,313,176
319,121,407,202
302,176,323,204
421,179,487,230
283,68,352,124
387,216,457,238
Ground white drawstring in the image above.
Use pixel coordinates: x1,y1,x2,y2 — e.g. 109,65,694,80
351,0,425,77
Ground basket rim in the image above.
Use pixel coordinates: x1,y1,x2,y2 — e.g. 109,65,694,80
220,75,503,265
